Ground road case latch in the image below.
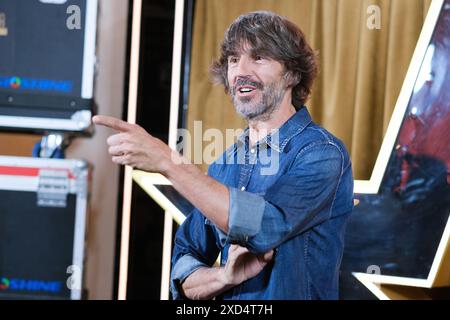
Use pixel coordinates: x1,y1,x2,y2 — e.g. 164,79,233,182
37,169,70,207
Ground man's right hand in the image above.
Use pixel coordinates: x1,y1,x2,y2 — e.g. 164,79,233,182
221,244,274,286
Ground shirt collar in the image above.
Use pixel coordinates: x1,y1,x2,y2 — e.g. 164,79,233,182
235,106,312,153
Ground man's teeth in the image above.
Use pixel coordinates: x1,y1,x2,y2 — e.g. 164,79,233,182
240,88,253,93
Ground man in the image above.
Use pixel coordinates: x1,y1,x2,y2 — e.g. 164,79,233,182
94,11,353,300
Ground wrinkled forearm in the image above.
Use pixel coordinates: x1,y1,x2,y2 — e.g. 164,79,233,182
181,267,234,300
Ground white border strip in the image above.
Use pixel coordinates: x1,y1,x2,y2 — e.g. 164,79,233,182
354,272,430,289
136,172,172,185
0,176,38,192
428,213,450,286
168,0,184,149
0,175,78,192
0,156,83,168
354,0,444,194
118,0,142,301
0,115,90,131
81,0,98,99
71,170,89,300
353,273,391,300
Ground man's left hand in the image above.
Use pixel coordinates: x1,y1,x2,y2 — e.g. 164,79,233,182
222,244,274,286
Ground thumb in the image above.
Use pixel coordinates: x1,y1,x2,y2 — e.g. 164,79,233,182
262,249,274,262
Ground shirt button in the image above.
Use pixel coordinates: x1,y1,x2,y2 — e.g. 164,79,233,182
241,186,246,191
250,148,256,154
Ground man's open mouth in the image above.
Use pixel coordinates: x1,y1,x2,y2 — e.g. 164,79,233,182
237,85,257,95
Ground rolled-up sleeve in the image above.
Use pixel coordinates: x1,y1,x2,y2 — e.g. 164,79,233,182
170,209,221,299
170,254,209,300
224,143,344,254
227,187,265,243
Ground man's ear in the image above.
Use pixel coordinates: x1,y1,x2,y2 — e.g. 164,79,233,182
283,71,301,88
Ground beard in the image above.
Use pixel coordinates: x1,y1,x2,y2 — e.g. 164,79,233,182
231,77,287,121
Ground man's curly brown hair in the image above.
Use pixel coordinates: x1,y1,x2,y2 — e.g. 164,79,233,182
210,11,319,107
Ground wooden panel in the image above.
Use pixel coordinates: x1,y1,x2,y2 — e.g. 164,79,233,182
0,133,40,156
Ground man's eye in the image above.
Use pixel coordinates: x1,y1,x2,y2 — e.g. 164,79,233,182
229,57,238,64
255,55,264,61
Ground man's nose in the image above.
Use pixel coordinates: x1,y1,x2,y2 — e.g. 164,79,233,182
235,56,253,79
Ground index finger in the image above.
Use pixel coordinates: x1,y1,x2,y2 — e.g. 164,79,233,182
92,115,135,132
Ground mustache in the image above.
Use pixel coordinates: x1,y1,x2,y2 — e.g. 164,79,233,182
231,77,264,94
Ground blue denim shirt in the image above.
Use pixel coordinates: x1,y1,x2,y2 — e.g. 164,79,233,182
170,106,354,300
